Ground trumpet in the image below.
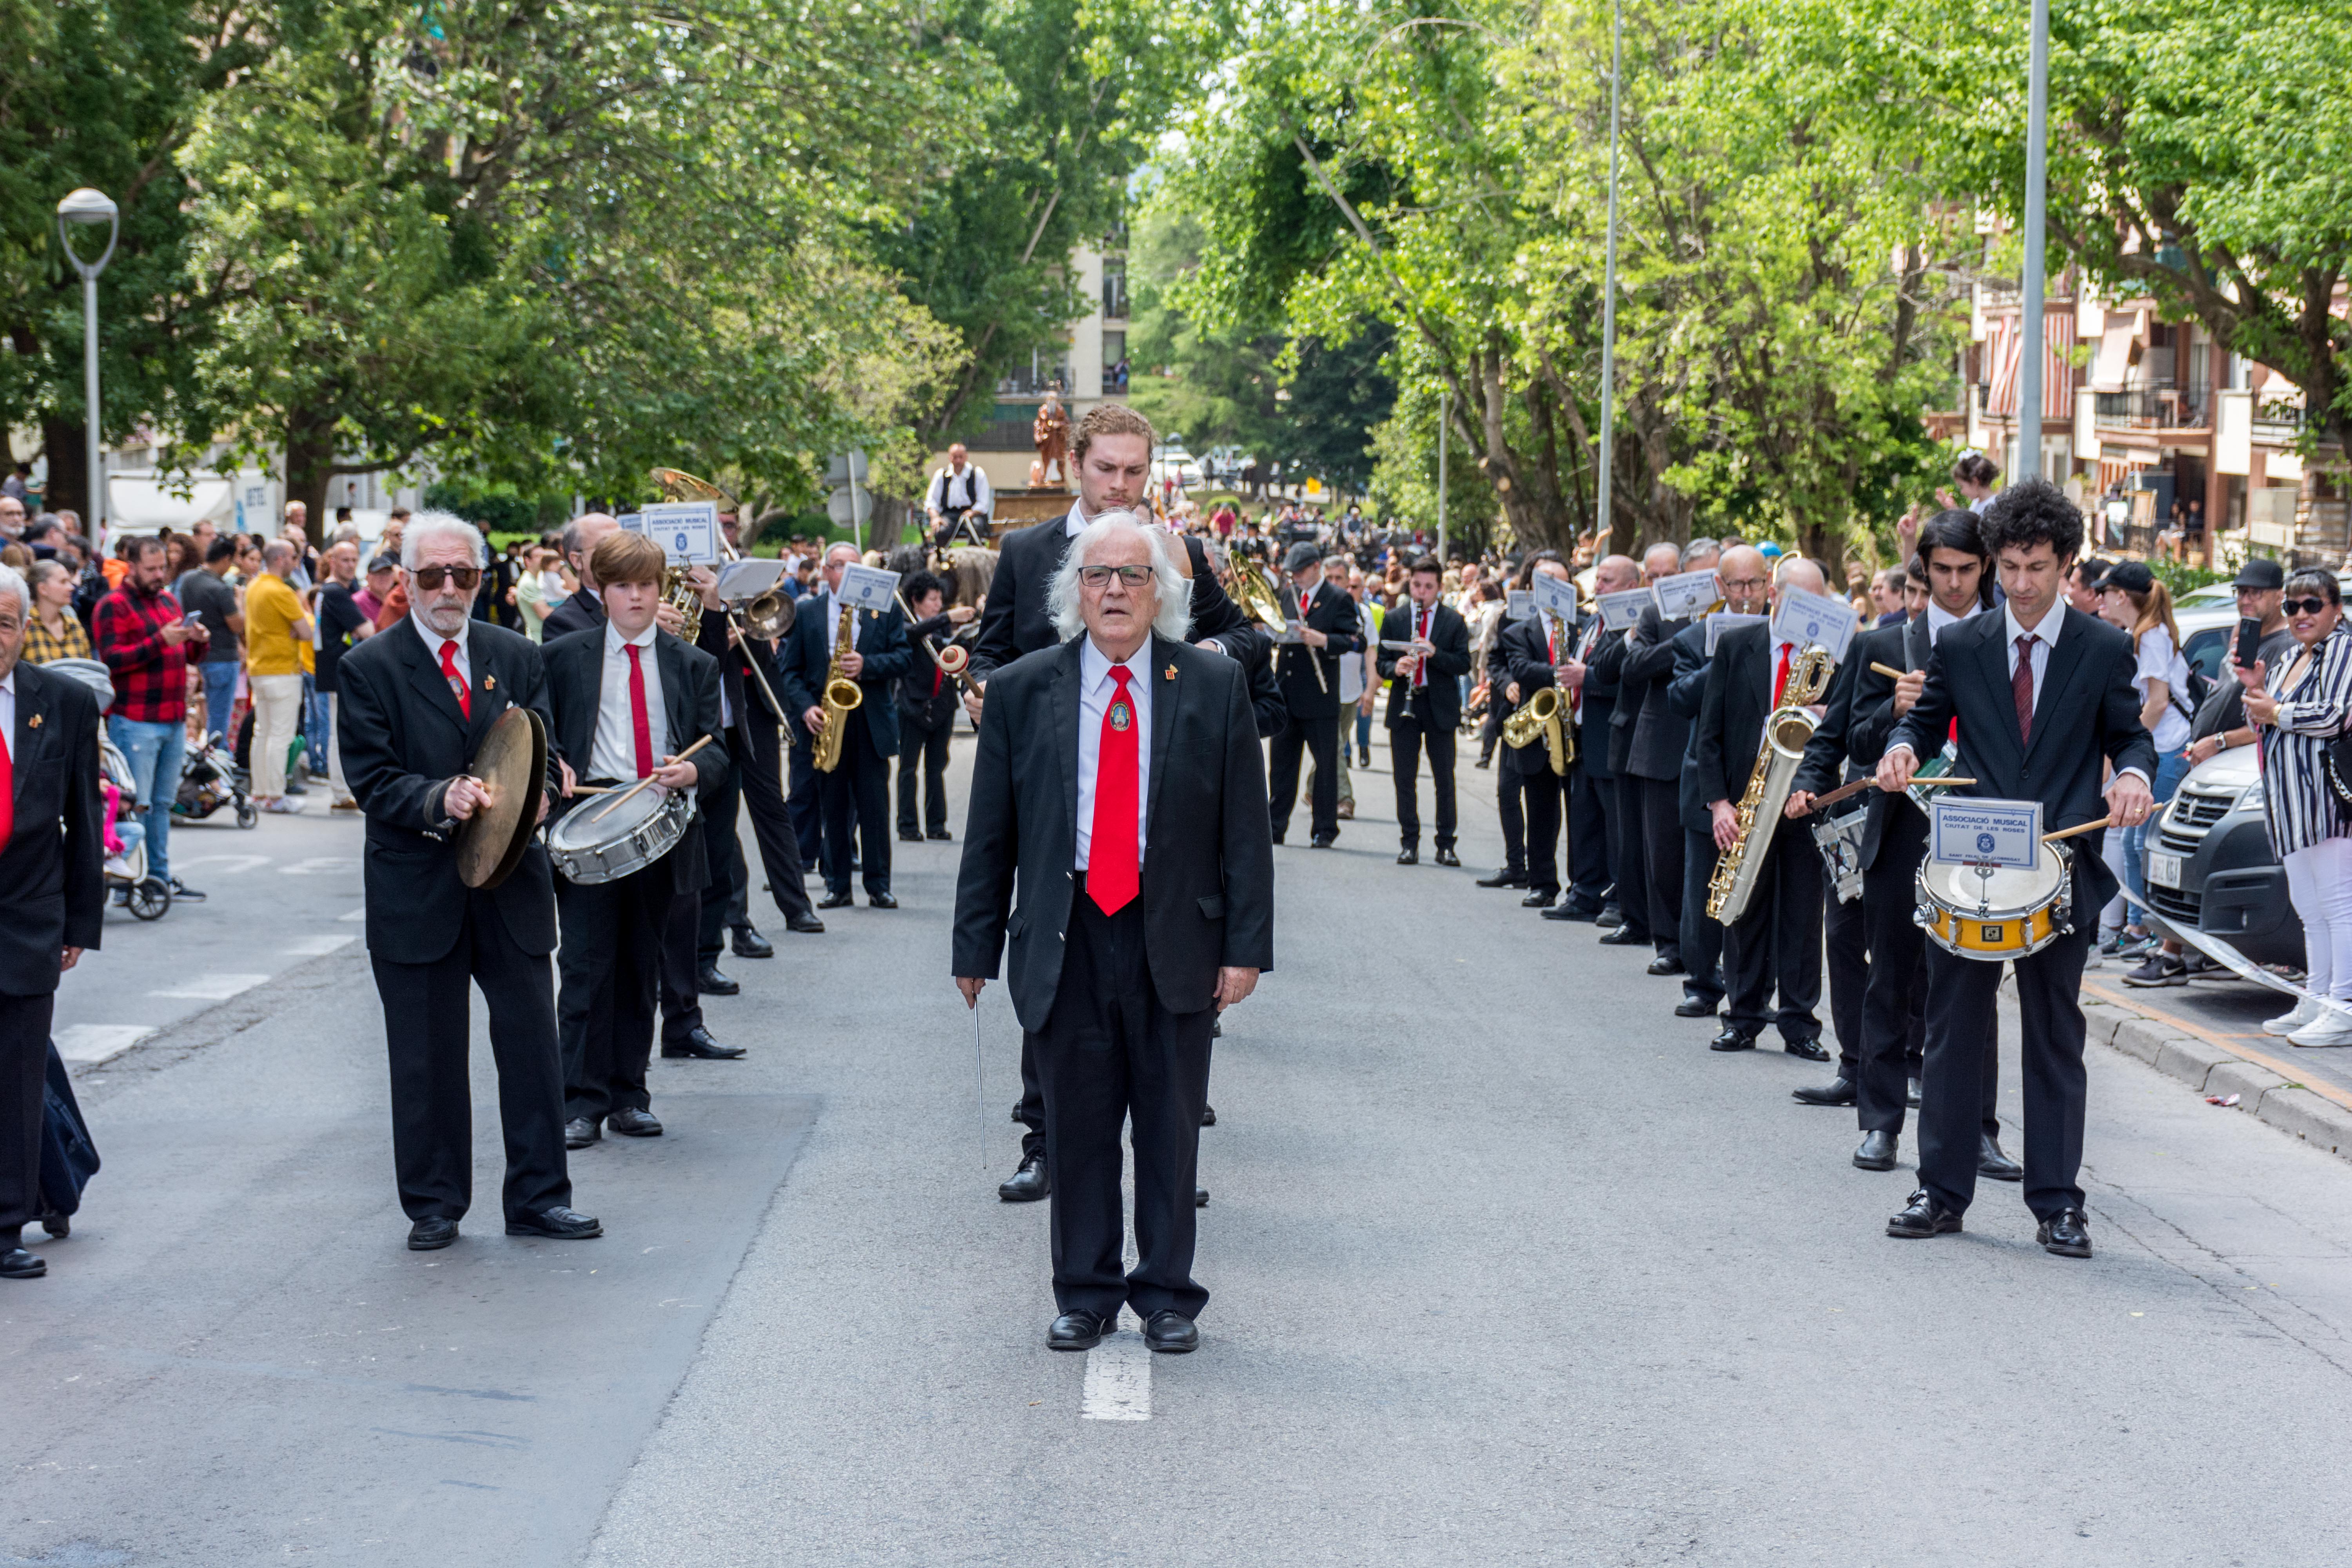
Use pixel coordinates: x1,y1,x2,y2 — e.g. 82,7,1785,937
811,598,863,773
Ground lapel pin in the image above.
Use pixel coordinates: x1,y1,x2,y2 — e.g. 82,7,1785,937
27,713,42,729
1163,663,1177,681
485,674,496,691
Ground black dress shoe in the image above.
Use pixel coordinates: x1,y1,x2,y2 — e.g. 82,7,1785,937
1201,1104,1216,1127
2037,1207,2092,1258
1597,926,1646,946
663,1026,746,1059
786,913,826,934
1853,1130,1899,1171
564,1116,601,1149
1595,904,1624,929
1792,1075,1858,1107
1143,1309,1200,1354
928,826,953,841
606,1107,664,1137
729,924,774,959
1709,1027,1758,1052
507,1206,603,1240
1979,1134,2024,1182
1195,1187,1209,1207
1540,902,1593,922
408,1216,459,1251
1433,848,1460,867
1646,955,1686,976
898,830,924,842
1047,1309,1113,1350
1396,847,1419,865
1310,833,1337,848
868,891,899,909
696,963,740,996
998,1152,1049,1202
1475,868,1528,888
1522,888,1557,908
1906,1076,1923,1108
817,888,855,909
1886,1189,1963,1238
1,1246,48,1278
38,1211,68,1239
1674,993,1721,1018
1782,1036,1831,1062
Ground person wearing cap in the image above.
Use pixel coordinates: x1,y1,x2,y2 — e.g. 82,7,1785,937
2091,558,2192,979
2184,558,2292,774
1267,539,1362,848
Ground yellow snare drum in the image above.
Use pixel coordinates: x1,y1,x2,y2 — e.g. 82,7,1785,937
1914,846,2075,961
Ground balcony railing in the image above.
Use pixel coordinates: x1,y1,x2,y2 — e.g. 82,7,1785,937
996,365,1069,397
2094,388,2208,428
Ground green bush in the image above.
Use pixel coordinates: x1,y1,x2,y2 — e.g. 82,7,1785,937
2145,558,2230,598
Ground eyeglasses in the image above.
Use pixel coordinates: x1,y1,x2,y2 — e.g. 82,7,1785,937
1719,577,1767,592
411,565,482,591
1078,564,1154,588
2283,597,2333,617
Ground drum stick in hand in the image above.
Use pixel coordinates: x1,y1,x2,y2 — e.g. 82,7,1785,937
590,735,714,824
1808,775,1977,812
2041,815,2113,844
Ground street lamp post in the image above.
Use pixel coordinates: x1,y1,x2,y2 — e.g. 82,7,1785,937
1596,0,1623,550
1437,388,1449,563
2016,0,2050,483
56,188,120,540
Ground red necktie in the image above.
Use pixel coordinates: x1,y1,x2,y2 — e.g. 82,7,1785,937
440,640,470,720
2013,635,2035,746
1773,642,1792,705
0,710,15,849
1089,666,1140,915
1416,608,1430,687
626,643,654,779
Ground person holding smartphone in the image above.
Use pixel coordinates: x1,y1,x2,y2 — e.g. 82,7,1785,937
2185,559,2293,770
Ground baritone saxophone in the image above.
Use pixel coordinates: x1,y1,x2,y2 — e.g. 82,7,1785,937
1704,644,1838,924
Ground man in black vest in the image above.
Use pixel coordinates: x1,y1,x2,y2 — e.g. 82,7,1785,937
0,567,103,1279
1267,542,1362,848
1376,555,1471,865
926,443,995,551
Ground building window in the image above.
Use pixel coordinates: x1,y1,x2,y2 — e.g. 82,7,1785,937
1102,331,1127,394
1102,262,1128,321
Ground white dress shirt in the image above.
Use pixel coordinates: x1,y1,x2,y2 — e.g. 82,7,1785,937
1924,599,1975,645
929,463,993,515
0,665,16,762
412,612,471,690
1074,636,1152,872
819,590,861,657
590,620,668,780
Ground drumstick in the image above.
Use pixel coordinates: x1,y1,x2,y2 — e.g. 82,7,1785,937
1869,661,1910,680
1808,775,1978,812
589,735,714,824
2041,814,2114,844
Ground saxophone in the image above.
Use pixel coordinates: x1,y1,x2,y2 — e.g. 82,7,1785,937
811,599,864,774
1499,609,1577,774
1705,644,1838,923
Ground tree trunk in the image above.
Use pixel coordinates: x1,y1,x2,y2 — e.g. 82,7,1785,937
284,408,337,546
40,415,87,526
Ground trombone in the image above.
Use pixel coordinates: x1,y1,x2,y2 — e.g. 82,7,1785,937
1235,557,1327,694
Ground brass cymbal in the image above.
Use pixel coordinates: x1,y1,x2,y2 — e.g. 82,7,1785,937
456,706,546,890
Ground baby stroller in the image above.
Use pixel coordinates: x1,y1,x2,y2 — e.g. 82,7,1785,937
43,659,173,919
176,728,258,829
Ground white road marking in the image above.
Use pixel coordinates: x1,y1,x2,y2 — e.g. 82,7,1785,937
56,1024,156,1065
278,857,358,876
172,853,270,875
1082,1142,1151,1421
285,934,356,956
149,972,270,1001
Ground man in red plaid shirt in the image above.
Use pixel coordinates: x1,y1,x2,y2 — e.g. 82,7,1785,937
91,535,209,903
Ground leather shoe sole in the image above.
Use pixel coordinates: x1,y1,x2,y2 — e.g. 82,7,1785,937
408,1218,459,1251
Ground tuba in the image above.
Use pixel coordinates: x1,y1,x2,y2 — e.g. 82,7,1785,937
1705,643,1838,924
811,598,864,773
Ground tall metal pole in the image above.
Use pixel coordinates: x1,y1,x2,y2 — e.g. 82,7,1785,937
1596,0,1623,546
57,188,118,539
1437,388,1449,562
2016,0,2050,484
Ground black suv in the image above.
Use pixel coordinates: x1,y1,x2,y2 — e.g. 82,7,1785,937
2143,744,2303,968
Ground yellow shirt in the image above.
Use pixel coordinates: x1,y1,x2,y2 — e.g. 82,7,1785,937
243,572,310,677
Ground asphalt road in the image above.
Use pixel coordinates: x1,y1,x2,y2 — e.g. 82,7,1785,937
10,725,2352,1566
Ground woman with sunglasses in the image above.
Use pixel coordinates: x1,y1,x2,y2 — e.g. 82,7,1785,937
2239,570,2352,1045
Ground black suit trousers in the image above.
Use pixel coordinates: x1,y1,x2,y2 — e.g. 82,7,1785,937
1390,719,1457,849
1268,708,1339,840
1920,924,2089,1219
820,727,893,895
786,725,823,866
1569,763,1612,905
1638,776,1684,959
1857,816,1993,1137
1720,829,1824,1042
1824,880,1868,1078
370,898,571,1223
896,716,952,836
1680,827,1725,1002
1611,773,1651,941
705,715,814,952
1029,878,1213,1321
1518,765,1571,891
555,869,665,1123
0,991,53,1236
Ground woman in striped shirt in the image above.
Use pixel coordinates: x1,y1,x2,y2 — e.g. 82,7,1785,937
2242,568,2352,1045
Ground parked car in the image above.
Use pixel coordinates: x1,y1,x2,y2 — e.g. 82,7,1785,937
2142,743,2303,969
1152,441,1203,491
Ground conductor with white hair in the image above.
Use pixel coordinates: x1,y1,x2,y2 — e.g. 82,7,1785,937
335,511,601,1252
951,513,1275,1354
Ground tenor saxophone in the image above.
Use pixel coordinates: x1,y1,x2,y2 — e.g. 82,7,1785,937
1498,610,1577,774
1705,644,1838,924
812,598,864,774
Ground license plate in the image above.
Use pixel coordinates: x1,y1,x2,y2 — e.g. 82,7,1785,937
2148,850,2184,889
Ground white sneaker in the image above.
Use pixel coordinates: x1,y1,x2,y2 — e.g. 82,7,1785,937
2263,998,2323,1035
2287,1007,2352,1047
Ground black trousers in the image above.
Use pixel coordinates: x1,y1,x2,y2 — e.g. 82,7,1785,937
1824,876,1869,1078
820,731,893,895
1517,763,1571,892
659,886,706,1047
1719,828,1824,1043
1611,771,1651,940
1497,764,1529,878
786,724,824,866
1679,825,1725,1002
555,868,664,1124
1389,718,1457,850
1920,915,2091,1218
1569,760,1613,907
896,716,952,836
702,716,814,958
1860,824,1998,1140
1029,874,1214,1321
369,900,571,1223
1638,774,1684,961
1268,707,1339,840
0,990,52,1237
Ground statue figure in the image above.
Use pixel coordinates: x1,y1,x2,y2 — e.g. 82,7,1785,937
1033,387,1071,491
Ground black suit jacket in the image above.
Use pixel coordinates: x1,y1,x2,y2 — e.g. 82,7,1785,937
1887,604,2156,911
1692,622,1777,812
1374,600,1471,729
1623,605,1697,780
541,626,730,896
968,518,1263,681
1793,618,1917,869
541,588,604,641
1498,614,1573,781
0,663,104,996
1667,620,1716,832
337,619,563,964
1577,613,1624,780
1276,579,1361,720
951,634,1275,1031
771,592,915,758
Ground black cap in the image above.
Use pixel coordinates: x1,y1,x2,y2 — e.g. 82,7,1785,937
367,554,399,575
2095,559,2154,595
1283,542,1322,574
2230,557,2285,591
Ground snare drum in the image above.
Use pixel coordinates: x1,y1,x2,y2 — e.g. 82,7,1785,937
545,787,697,885
1913,846,2075,961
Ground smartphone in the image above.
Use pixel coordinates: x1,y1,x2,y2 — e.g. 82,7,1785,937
2235,615,2262,670
183,611,205,627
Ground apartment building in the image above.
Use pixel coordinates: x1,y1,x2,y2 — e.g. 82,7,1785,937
938,240,1129,495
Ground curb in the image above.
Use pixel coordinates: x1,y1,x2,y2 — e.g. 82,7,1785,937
2080,995,2352,1160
